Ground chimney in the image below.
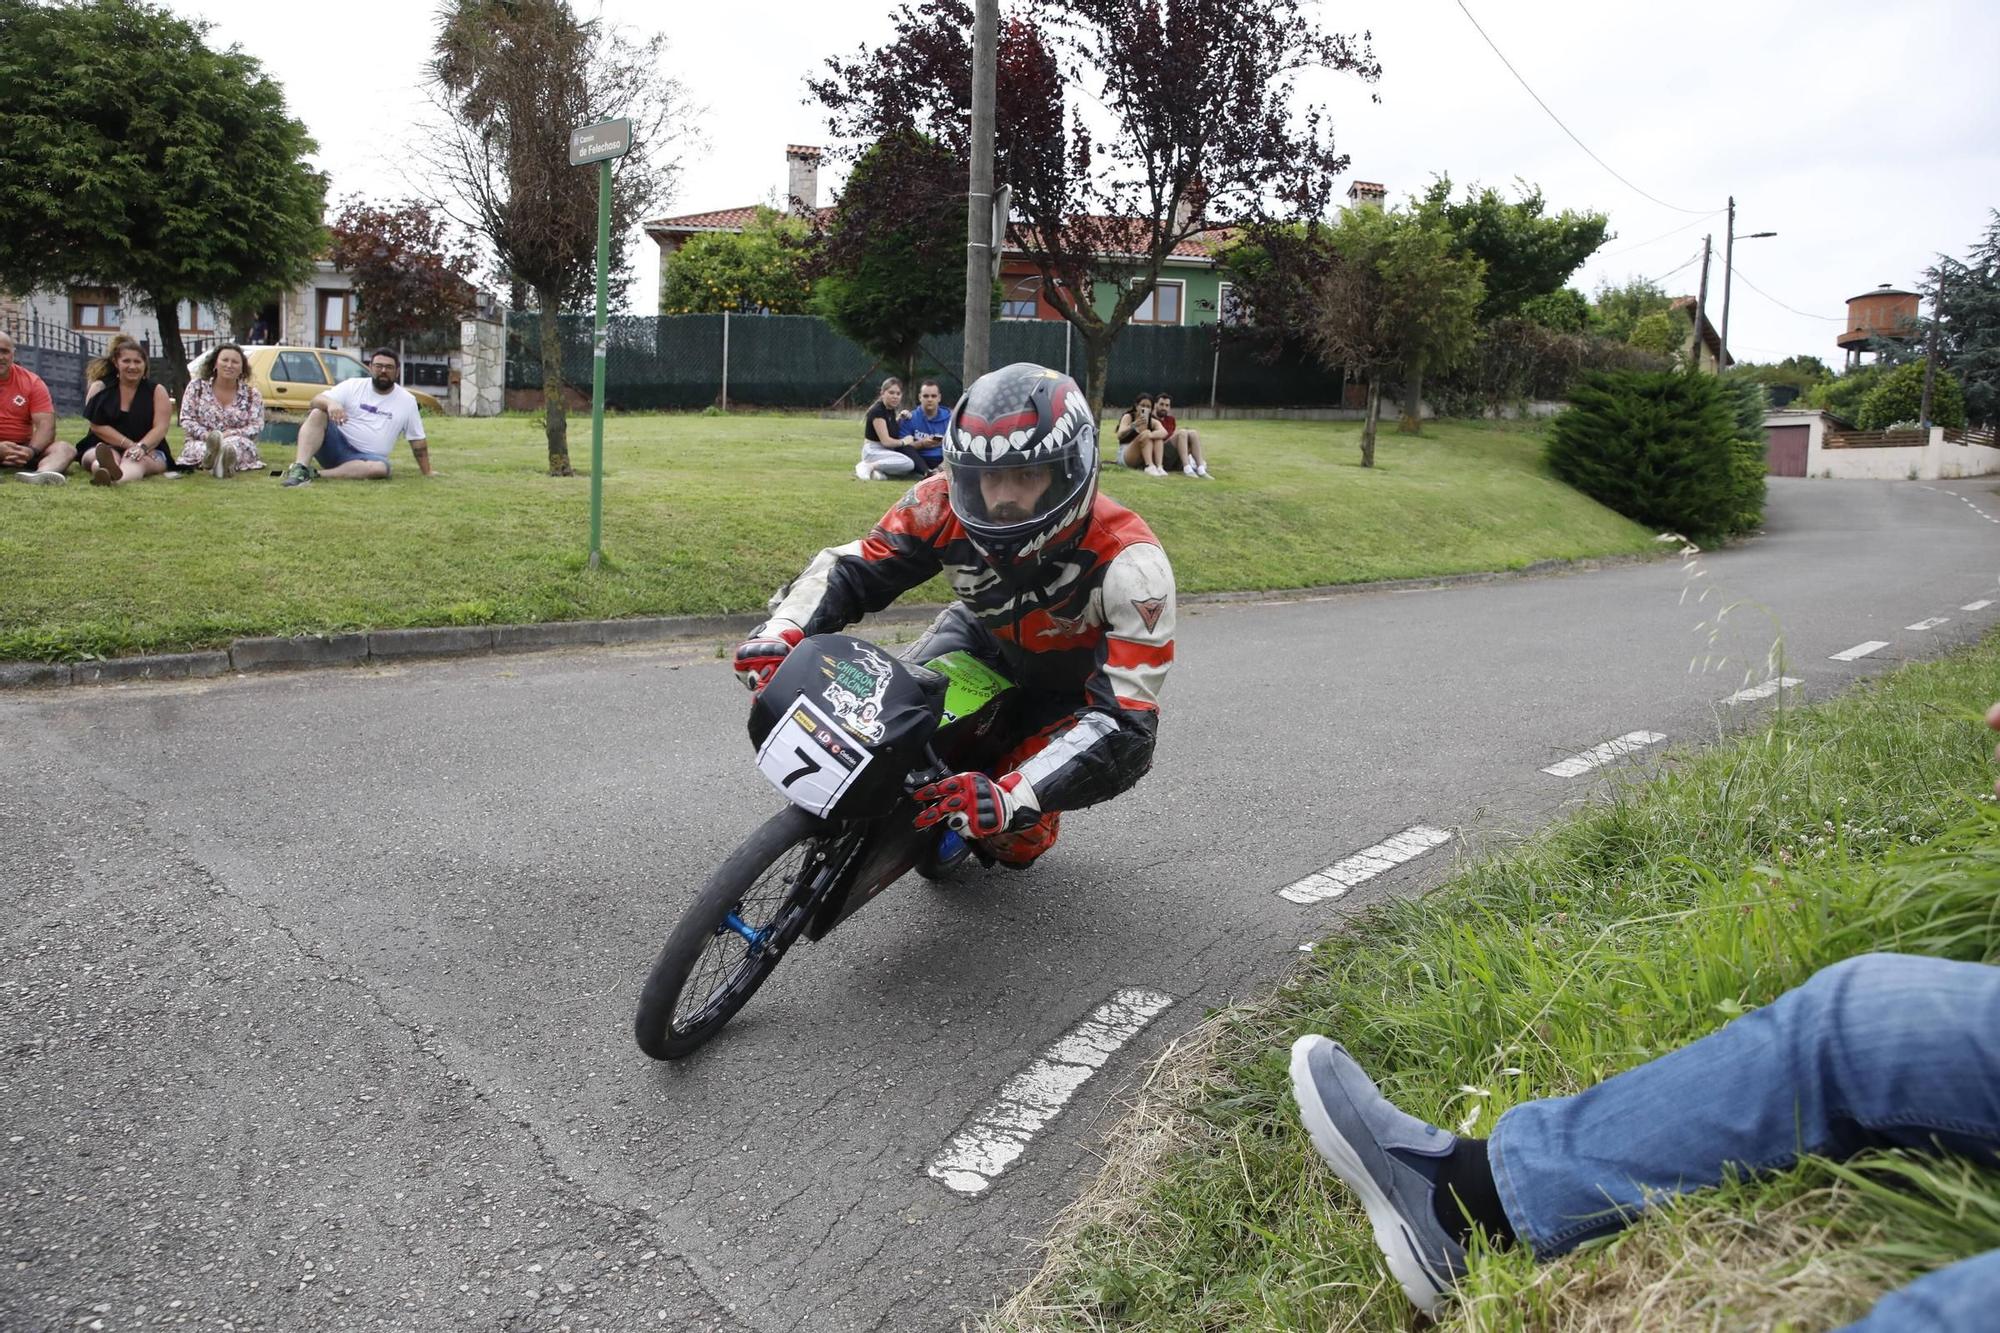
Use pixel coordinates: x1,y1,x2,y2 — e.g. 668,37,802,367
785,145,822,214
1345,180,1386,211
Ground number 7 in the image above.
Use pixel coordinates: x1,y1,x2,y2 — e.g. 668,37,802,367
782,746,822,788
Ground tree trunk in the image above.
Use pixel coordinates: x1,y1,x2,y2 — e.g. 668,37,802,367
534,288,572,476
150,296,190,396
1081,332,1113,426
1361,374,1380,468
1398,352,1424,435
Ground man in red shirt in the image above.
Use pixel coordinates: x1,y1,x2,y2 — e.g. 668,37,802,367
0,330,67,484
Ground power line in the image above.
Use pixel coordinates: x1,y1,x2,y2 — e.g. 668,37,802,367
1453,0,1709,216
1644,251,1702,288
1729,264,1843,322
1600,209,1725,258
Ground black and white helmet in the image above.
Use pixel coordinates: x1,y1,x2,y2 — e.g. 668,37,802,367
944,363,1098,572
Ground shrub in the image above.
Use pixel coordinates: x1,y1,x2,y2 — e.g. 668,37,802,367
1717,375,1770,532
1855,359,1967,430
1546,369,1755,541
1427,318,1666,415
1806,363,1887,422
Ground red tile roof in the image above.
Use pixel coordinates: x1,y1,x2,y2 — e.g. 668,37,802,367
645,206,1232,262
784,144,822,158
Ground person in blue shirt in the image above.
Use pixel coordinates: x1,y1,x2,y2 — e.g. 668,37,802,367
899,377,951,473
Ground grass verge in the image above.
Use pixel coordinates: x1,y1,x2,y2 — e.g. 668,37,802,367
989,634,2000,1333
0,413,1657,661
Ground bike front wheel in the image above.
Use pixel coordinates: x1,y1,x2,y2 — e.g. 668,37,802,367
634,805,828,1060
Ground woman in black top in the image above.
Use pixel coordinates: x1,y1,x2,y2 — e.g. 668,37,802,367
80,334,172,486
857,376,927,480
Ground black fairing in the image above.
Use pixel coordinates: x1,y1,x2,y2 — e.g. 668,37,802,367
747,634,946,818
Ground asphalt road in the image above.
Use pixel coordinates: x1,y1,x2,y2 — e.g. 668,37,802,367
4,476,1997,1333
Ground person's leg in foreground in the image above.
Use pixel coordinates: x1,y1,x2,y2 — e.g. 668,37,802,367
1291,951,2000,1317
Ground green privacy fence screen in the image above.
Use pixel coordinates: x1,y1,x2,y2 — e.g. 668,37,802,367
506,313,1345,410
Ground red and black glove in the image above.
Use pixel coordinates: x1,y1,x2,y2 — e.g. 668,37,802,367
731,622,803,693
912,771,1037,839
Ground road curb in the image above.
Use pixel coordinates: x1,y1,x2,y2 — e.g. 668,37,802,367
0,549,1672,691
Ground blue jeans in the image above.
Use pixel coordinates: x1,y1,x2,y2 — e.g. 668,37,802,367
1488,953,2000,1330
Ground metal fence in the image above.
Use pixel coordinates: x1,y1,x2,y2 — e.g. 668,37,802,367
506,312,1345,410
2,314,102,415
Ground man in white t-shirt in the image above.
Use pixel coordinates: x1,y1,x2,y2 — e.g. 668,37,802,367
283,348,433,486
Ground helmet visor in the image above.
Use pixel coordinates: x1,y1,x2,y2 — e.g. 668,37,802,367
948,451,1091,535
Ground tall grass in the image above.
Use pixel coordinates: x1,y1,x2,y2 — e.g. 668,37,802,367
993,634,2000,1333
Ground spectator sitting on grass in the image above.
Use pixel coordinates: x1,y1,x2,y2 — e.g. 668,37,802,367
1151,391,1211,478
0,329,67,485
176,343,264,479
1289,701,2000,1326
899,377,951,473
284,347,432,487
857,376,923,481
79,334,172,487
1115,392,1169,475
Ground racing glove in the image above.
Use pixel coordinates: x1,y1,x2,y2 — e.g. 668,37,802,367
912,771,1039,839
732,622,803,693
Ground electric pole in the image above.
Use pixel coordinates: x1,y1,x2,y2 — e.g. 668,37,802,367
1719,196,1734,370
1718,196,1776,371
961,0,997,387
1919,307,1940,430
1691,234,1712,372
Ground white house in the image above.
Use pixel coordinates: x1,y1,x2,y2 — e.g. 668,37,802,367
7,259,361,354
1764,408,2000,479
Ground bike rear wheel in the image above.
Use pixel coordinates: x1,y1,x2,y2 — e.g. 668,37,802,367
634,805,828,1060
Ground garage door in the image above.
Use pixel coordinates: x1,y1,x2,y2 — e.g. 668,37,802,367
1766,424,1809,477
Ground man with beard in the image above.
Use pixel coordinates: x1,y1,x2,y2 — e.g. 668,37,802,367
284,347,432,485
732,363,1176,867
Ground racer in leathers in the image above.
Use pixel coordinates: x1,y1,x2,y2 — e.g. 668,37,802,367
731,362,1176,866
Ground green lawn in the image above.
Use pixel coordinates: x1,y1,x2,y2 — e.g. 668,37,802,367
0,412,1657,661
990,634,2000,1333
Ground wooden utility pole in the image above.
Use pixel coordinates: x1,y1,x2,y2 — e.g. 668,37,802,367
1919,311,1940,429
1719,197,1735,369
961,0,997,387
1691,234,1712,372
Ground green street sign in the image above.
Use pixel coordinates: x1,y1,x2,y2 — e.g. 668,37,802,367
568,119,631,167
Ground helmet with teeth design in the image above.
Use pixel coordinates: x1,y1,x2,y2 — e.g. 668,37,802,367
943,363,1098,573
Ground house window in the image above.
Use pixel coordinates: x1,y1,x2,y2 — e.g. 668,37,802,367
1001,274,1043,320
71,287,120,331
1132,279,1183,326
179,300,217,334
318,289,355,347
1217,281,1248,328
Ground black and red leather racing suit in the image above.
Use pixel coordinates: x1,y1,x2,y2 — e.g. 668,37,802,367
762,473,1176,861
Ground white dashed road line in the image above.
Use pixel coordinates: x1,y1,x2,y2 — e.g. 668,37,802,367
1906,617,1951,632
1276,825,1453,905
1830,641,1890,662
1964,600,1994,612
1918,485,2000,525
1723,676,1802,705
927,988,1175,1196
1541,732,1666,778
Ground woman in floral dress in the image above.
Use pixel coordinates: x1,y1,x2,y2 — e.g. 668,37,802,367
177,343,264,476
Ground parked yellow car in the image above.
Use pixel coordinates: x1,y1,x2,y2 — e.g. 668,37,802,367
189,345,445,414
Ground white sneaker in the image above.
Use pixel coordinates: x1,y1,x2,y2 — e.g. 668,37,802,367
15,469,65,485
1145,464,1167,476
1196,464,1213,478
1183,462,1198,476
209,430,234,479
854,458,874,481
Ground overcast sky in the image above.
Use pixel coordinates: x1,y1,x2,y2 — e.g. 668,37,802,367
177,0,2000,367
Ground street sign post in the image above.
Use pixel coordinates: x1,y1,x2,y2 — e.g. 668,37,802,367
570,118,631,569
